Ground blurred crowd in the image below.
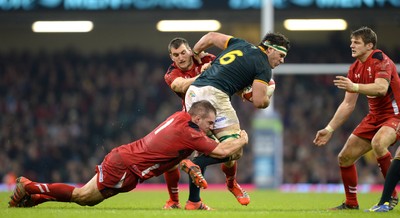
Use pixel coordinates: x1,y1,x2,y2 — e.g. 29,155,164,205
0,43,399,187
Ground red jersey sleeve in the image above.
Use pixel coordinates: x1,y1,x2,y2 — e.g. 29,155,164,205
183,125,218,155
117,111,218,180
347,61,358,82
373,55,392,80
164,64,179,88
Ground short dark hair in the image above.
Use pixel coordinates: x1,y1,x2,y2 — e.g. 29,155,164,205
350,26,377,49
188,100,216,118
259,32,291,52
168,37,191,54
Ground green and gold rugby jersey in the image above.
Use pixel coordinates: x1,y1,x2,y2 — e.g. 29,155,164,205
192,37,272,97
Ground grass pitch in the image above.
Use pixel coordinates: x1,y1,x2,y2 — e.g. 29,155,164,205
1,189,399,218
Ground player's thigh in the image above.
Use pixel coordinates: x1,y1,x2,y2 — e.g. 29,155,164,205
213,124,241,139
221,134,243,159
372,126,397,148
338,134,371,165
214,125,243,160
372,126,396,151
185,86,240,129
212,91,240,130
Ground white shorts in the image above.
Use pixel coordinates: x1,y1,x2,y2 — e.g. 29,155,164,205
185,85,239,129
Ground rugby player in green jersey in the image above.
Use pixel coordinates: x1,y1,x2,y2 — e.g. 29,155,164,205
182,32,290,210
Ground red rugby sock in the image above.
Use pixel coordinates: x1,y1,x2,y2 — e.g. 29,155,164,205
163,168,180,202
32,194,56,205
340,164,358,206
222,161,237,188
25,182,75,202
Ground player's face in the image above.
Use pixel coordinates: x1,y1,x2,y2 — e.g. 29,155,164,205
350,36,372,61
170,44,194,71
267,48,286,69
196,112,216,133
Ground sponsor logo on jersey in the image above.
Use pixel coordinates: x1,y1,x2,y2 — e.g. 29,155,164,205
188,90,196,98
215,117,227,123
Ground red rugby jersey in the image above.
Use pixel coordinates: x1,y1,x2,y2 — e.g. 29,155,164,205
116,111,217,180
164,54,216,109
348,50,400,117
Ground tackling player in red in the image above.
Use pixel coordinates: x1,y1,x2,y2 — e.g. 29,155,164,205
8,100,249,208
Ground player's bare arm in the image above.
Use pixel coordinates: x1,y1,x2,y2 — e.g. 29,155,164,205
334,76,389,96
192,51,209,64
252,80,270,109
170,76,199,93
192,32,232,54
209,130,248,159
313,91,358,146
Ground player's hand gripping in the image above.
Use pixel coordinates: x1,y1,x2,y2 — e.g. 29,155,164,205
240,130,249,144
200,62,211,73
192,51,207,64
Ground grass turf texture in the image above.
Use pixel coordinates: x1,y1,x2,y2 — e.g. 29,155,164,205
1,190,399,218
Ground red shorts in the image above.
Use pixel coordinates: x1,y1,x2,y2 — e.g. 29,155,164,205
95,149,139,199
353,114,400,141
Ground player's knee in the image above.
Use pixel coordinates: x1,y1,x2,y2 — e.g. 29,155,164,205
73,194,91,206
73,188,103,206
337,153,353,166
75,195,102,206
224,160,236,167
371,141,390,157
85,200,103,207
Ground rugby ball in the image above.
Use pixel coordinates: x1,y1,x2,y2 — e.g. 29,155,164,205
242,79,276,101
242,85,253,102
266,79,276,97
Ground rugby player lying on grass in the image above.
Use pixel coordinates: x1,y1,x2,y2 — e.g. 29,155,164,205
8,100,248,208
